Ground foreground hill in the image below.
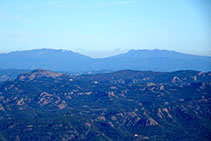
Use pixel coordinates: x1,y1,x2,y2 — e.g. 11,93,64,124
0,49,210,72
0,69,210,140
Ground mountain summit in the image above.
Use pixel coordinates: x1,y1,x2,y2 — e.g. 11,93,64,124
16,69,66,81
101,49,211,71
0,49,210,72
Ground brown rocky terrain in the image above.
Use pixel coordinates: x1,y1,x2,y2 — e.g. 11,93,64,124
0,69,210,140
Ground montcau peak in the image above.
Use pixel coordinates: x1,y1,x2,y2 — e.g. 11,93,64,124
16,69,66,81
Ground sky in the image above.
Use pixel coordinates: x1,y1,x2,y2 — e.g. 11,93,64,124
0,0,210,58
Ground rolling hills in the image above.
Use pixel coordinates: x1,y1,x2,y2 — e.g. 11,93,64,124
0,69,210,140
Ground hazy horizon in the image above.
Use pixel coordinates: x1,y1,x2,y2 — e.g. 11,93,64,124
0,48,211,59
0,0,211,58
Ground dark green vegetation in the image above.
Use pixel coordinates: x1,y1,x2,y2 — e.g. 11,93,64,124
0,69,210,140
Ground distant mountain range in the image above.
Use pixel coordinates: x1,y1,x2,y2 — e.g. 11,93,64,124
0,49,210,72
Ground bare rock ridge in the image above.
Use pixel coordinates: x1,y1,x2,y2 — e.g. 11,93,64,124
15,69,211,85
16,69,65,81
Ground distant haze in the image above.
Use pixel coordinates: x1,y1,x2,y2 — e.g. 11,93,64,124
0,0,211,58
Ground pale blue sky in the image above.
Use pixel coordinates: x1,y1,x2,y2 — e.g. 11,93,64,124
0,0,210,58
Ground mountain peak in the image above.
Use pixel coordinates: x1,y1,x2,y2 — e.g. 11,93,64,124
31,68,46,72
127,49,174,54
17,69,65,81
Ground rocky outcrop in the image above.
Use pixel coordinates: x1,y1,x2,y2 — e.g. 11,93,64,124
16,69,65,81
